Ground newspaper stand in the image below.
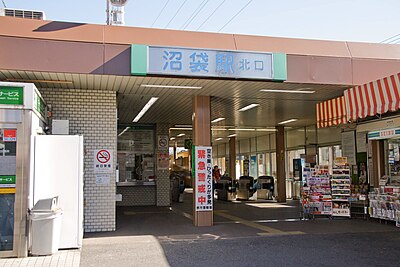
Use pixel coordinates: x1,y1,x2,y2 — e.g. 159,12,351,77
301,166,332,219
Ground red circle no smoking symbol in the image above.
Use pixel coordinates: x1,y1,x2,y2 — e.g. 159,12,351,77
97,150,110,164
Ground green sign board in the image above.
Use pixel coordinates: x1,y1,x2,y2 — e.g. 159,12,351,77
184,139,193,149
34,91,46,118
191,145,195,179
0,175,16,184
0,86,24,105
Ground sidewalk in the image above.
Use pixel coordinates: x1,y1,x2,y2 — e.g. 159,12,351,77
0,250,80,267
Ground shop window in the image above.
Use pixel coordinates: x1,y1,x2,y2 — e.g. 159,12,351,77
287,149,305,178
117,126,155,182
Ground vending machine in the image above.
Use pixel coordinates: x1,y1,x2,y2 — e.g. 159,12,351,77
0,82,46,258
0,82,84,258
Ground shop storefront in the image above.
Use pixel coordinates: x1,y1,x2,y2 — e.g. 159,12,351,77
366,128,400,225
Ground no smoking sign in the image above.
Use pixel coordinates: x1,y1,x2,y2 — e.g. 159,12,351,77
94,149,113,173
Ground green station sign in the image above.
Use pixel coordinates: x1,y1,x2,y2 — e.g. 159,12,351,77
0,86,24,105
0,175,16,184
0,175,16,189
34,91,46,118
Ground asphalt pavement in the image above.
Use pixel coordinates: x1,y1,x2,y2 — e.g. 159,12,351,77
80,190,400,267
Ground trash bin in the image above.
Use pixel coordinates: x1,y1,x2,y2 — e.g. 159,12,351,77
257,176,274,200
236,176,254,200
30,197,63,256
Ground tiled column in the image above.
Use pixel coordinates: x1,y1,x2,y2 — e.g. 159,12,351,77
156,123,171,206
276,125,286,202
229,136,236,179
192,95,213,226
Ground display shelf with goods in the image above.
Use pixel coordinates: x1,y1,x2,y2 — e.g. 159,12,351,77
301,165,332,218
369,185,400,227
331,165,351,217
349,184,369,219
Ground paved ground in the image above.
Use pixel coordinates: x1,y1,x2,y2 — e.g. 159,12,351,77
2,189,399,266
81,190,400,267
0,250,80,267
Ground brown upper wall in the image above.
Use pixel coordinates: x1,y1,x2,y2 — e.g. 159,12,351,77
1,16,399,59
0,17,399,85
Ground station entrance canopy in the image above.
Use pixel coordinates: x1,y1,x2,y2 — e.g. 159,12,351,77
317,72,400,128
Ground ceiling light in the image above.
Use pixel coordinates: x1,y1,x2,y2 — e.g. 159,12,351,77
228,128,255,131
278,119,298,125
141,84,202,90
238,104,259,111
118,127,130,137
175,124,192,127
132,97,159,122
215,138,223,141
260,89,315,94
256,128,277,132
211,117,225,123
170,127,192,130
170,137,175,140
177,133,185,137
6,78,73,85
228,134,237,137
212,127,228,131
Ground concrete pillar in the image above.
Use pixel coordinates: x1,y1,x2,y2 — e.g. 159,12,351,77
192,95,213,226
276,126,286,202
229,136,236,179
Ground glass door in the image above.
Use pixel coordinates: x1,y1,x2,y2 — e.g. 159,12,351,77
0,127,17,253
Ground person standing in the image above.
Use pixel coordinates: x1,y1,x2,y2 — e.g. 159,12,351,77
212,165,221,183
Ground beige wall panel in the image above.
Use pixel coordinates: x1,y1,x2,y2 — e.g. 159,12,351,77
286,128,305,149
0,36,104,74
250,137,257,153
287,55,353,85
257,135,269,151
317,127,342,145
352,59,400,85
240,139,250,154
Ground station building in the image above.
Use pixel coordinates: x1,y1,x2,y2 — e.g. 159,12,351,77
0,15,399,257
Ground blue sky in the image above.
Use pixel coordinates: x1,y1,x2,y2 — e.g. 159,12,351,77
4,0,400,43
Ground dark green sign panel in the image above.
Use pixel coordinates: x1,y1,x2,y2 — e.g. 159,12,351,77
34,92,47,118
0,175,16,184
184,139,193,149
0,86,24,105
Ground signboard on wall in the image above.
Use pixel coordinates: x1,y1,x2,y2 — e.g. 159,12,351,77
0,86,23,105
131,44,287,81
342,131,356,165
94,149,113,173
157,151,169,170
194,146,213,211
130,130,154,153
367,128,400,140
157,135,168,150
148,46,273,80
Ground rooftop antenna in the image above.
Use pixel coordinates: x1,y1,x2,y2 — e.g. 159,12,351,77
106,0,128,26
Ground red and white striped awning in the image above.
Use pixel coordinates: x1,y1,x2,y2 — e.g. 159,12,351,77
316,96,347,128
344,73,400,121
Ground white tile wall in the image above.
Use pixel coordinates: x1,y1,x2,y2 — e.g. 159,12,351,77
39,88,117,232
